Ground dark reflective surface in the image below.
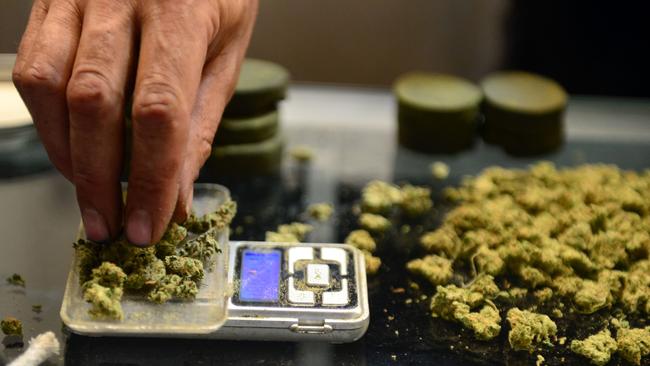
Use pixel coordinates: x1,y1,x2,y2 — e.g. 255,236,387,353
2,114,650,365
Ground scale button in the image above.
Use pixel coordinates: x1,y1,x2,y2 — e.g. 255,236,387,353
288,247,314,274
306,264,330,287
288,277,315,305
322,279,349,306
320,247,347,275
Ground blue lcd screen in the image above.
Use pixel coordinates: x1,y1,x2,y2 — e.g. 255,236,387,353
239,250,281,302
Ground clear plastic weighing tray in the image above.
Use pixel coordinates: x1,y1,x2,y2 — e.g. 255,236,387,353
60,183,231,337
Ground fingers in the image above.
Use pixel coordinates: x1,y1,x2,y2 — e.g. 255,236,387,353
126,1,210,245
172,7,258,223
173,0,258,222
67,0,137,242
171,55,239,223
13,0,81,180
13,0,48,73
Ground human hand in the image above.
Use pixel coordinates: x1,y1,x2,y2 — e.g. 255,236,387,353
13,0,257,245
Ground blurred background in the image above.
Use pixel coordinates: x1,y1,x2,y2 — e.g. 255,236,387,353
2,0,649,97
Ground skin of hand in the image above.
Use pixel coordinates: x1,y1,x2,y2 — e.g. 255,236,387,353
12,0,258,246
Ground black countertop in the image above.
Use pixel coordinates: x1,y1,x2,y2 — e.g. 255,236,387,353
1,89,649,366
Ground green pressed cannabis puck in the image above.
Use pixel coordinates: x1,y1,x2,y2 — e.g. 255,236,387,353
394,72,482,153
213,110,279,146
206,133,284,175
223,59,289,118
481,71,567,155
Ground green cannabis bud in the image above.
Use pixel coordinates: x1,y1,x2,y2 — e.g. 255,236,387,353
361,180,403,214
266,222,313,243
87,262,127,288
399,184,433,217
616,326,650,365
406,255,453,286
164,256,204,280
507,308,557,351
570,329,617,366
407,162,650,358
359,213,391,233
147,274,198,304
184,199,237,233
83,283,124,320
73,198,236,320
307,203,334,222
1,317,22,336
344,230,376,252
156,223,188,258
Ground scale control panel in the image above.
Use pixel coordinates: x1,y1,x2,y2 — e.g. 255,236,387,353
231,244,358,308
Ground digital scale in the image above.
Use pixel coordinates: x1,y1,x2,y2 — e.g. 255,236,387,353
60,184,370,343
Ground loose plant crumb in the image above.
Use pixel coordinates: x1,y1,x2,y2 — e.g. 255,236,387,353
361,180,403,214
359,213,391,233
345,230,376,252
431,161,450,180
551,308,563,318
266,222,313,243
307,203,334,222
289,145,314,162
31,304,42,314
278,222,313,241
533,288,553,303
6,273,25,287
266,231,300,243
400,184,433,217
1,317,22,336
363,251,381,275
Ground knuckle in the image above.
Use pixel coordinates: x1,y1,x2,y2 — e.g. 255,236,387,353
13,61,65,95
73,169,106,190
67,69,117,114
133,79,185,126
197,139,213,164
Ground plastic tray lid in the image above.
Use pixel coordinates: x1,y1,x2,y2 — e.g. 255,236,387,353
60,183,231,337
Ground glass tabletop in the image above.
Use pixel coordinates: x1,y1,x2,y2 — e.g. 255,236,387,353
1,90,649,365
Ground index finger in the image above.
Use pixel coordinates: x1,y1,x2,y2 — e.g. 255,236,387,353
125,1,210,246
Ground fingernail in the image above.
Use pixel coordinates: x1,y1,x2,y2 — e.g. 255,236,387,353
127,209,152,246
82,209,109,242
185,192,193,217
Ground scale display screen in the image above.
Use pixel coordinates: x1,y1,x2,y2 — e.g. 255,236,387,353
239,250,281,302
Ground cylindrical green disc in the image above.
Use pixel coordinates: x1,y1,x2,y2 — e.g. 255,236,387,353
206,133,284,175
480,71,567,155
394,72,482,153
213,110,279,146
223,59,290,118
481,71,567,115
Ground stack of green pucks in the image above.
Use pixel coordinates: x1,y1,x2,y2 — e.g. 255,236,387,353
207,59,290,175
394,73,483,153
480,71,567,155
